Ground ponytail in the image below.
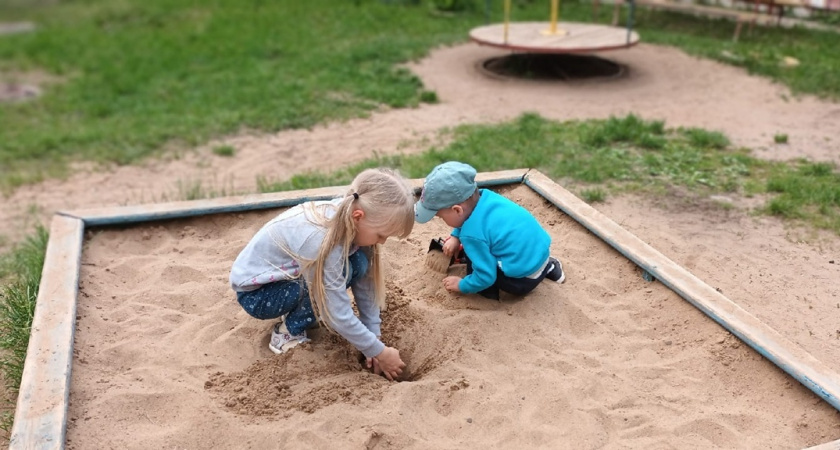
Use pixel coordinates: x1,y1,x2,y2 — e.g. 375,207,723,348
307,168,414,329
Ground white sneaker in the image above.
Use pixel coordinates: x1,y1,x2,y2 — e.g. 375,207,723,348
269,321,310,354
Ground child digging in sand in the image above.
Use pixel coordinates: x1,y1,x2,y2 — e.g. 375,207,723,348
415,161,565,300
230,168,415,381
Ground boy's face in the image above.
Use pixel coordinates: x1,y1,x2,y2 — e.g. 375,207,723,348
435,204,467,228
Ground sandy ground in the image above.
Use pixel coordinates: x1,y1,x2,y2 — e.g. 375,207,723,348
3,42,840,448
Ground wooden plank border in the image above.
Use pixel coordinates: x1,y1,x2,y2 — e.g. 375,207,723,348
804,438,840,450
9,215,83,450
10,168,840,448
60,169,528,227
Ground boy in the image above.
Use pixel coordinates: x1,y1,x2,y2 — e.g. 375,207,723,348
414,161,565,300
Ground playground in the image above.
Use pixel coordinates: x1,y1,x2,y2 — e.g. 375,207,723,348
2,1,840,448
6,42,834,449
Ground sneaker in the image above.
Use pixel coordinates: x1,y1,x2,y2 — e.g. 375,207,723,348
269,321,310,354
545,257,565,284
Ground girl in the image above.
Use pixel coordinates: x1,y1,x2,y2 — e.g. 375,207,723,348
230,168,415,381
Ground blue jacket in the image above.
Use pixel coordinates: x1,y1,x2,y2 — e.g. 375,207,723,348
454,190,551,294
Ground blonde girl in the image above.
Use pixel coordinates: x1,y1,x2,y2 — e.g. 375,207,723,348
230,168,415,380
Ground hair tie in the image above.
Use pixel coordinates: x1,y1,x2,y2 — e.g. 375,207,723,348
352,192,359,200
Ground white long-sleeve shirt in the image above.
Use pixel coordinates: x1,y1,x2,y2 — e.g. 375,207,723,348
230,200,384,358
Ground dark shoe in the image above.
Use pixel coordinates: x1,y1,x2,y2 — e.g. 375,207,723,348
545,257,565,284
477,285,500,301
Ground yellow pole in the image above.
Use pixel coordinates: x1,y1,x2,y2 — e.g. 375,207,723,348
504,0,511,43
542,0,567,36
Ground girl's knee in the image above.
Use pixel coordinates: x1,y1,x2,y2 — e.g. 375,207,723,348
236,287,292,320
237,295,275,320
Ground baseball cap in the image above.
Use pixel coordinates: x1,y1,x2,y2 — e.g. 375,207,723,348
414,161,477,223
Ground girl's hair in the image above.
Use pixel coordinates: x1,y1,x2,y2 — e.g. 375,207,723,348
307,168,415,330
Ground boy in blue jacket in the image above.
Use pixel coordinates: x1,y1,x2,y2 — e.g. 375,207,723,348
415,161,565,300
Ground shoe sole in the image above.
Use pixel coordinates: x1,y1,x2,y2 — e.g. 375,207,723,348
555,270,566,284
269,337,310,354
548,259,566,284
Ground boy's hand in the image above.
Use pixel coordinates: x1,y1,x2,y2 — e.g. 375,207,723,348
442,237,461,256
443,276,462,293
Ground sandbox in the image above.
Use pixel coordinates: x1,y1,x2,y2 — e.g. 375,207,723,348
10,169,840,449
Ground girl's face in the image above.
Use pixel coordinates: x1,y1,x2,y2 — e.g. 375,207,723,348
352,210,389,247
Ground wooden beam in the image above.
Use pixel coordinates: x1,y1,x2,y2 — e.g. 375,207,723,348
61,169,530,226
803,438,840,450
9,215,84,450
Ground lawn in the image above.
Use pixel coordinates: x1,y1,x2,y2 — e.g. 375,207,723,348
0,0,838,190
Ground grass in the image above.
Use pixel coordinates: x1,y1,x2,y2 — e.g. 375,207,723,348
0,0,839,191
211,145,235,157
259,113,752,193
762,160,840,231
0,0,478,190
0,226,47,439
620,9,840,100
259,113,839,234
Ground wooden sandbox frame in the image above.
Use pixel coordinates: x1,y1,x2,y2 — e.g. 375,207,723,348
9,169,840,449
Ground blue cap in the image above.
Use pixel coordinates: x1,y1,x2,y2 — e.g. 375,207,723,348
414,161,477,223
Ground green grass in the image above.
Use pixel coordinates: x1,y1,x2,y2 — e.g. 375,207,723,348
0,225,47,439
624,9,840,100
1,0,839,191
260,113,840,234
261,113,754,192
0,0,483,190
211,145,235,157
762,160,840,231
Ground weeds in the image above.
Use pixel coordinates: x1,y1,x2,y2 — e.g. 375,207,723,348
211,145,235,157
0,225,48,439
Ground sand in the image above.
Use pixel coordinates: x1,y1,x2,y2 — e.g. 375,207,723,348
3,42,840,448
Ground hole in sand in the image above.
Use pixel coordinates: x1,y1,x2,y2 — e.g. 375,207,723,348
204,280,459,417
480,53,624,81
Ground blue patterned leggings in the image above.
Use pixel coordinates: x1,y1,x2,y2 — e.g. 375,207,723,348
236,251,369,335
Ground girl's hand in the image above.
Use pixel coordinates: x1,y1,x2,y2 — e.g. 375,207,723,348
443,276,462,293
370,346,405,381
366,356,381,376
442,237,461,257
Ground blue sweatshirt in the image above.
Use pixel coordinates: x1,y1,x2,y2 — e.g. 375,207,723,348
455,190,551,294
